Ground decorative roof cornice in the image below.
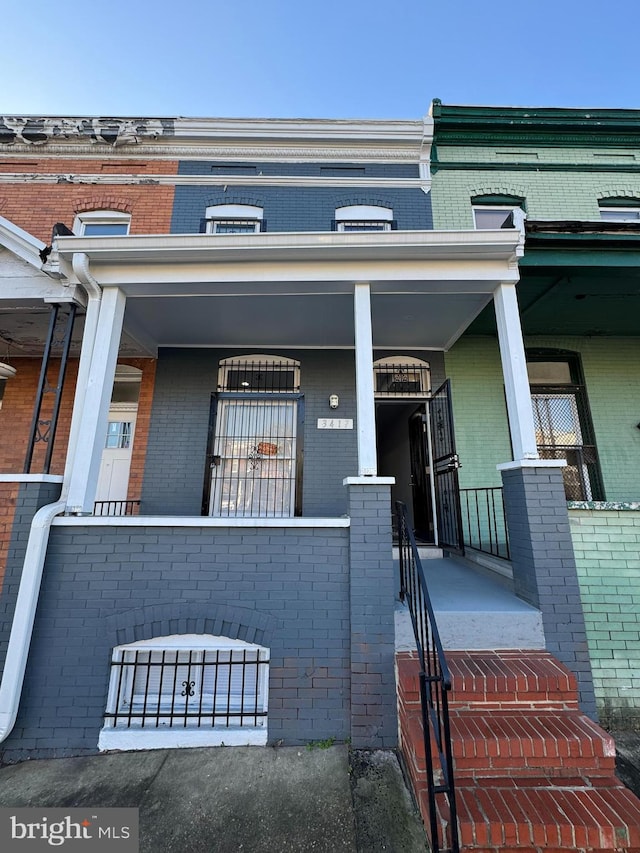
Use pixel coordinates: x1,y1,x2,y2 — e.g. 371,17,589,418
0,115,431,163
430,100,640,149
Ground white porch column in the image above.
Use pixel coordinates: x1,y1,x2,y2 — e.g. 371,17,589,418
66,287,126,513
353,282,377,476
493,281,538,462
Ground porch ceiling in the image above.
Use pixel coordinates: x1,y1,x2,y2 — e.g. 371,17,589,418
469,267,640,337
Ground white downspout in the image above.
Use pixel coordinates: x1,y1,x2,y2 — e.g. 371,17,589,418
0,252,102,743
0,499,66,739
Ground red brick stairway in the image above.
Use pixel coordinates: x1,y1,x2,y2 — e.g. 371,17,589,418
397,650,640,852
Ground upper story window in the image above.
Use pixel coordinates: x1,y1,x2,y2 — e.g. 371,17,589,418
472,195,526,232
334,205,395,232
206,204,264,234
599,198,640,222
74,210,131,236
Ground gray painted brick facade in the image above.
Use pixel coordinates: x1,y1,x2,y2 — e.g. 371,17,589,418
0,481,62,671
346,482,397,748
1,524,353,761
171,185,433,234
501,464,597,718
178,162,420,178
141,349,358,517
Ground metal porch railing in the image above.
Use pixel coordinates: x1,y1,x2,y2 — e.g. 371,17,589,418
93,500,141,517
459,486,510,560
396,501,459,853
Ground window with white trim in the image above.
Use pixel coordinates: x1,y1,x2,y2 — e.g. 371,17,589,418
472,195,525,232
100,634,269,750
599,201,640,222
74,210,131,236
206,204,264,234
334,204,394,232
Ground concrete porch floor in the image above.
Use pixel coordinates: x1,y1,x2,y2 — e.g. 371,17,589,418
394,554,545,651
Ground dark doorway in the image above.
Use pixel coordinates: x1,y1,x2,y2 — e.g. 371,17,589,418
408,406,434,541
376,401,434,543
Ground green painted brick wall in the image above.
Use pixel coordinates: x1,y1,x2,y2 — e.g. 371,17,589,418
430,144,640,229
444,334,640,500
570,508,640,727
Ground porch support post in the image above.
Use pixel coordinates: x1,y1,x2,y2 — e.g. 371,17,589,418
344,476,397,747
65,287,126,514
353,282,377,476
499,460,597,718
493,281,538,462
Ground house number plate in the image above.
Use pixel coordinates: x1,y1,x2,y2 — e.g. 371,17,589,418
317,418,353,429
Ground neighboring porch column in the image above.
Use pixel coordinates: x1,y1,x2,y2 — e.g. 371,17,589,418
499,461,597,718
353,282,377,476
492,284,596,716
493,281,538,462
65,287,126,514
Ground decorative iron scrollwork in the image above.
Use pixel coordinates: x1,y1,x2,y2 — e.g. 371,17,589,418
181,680,196,697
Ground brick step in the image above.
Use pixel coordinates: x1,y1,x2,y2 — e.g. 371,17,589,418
400,708,616,779
397,650,580,711
445,777,640,852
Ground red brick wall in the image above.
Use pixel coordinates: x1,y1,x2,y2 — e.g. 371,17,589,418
0,157,177,242
0,482,19,589
0,357,156,585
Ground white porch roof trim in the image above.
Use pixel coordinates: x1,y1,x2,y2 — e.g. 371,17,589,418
0,215,47,269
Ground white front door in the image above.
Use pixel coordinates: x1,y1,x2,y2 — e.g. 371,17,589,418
210,398,297,518
96,407,137,509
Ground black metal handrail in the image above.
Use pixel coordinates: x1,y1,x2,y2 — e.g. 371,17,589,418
396,501,459,853
93,500,141,517
459,486,510,560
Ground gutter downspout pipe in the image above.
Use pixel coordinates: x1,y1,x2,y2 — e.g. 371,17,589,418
0,252,102,743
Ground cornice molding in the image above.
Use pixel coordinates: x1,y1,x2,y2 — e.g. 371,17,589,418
0,142,422,161
0,172,429,190
431,160,640,175
0,115,430,162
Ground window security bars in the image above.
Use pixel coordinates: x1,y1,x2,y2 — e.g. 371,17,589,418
335,220,393,231
217,359,300,393
93,500,140,517
459,487,510,561
105,648,268,730
396,501,459,853
374,363,430,397
538,445,600,501
210,399,297,517
210,219,261,234
531,389,603,500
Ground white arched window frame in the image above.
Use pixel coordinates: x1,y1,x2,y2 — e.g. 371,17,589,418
74,210,131,236
373,356,431,397
100,634,269,750
334,205,394,232
206,204,264,234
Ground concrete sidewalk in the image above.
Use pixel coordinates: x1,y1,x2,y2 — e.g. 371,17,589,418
0,745,426,853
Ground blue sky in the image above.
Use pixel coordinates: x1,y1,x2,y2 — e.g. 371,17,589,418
4,0,640,118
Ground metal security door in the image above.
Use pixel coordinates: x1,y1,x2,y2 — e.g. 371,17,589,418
209,397,298,518
408,407,434,542
428,380,463,553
